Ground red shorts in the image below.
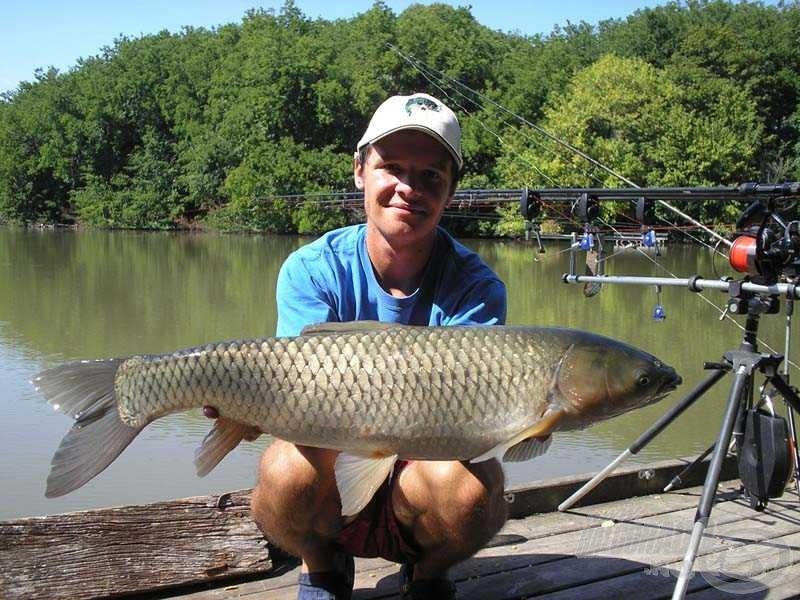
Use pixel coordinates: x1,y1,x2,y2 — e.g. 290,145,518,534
334,460,421,564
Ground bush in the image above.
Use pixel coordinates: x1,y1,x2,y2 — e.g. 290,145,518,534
292,199,348,235
540,219,563,234
71,177,177,229
493,203,526,238
204,197,295,233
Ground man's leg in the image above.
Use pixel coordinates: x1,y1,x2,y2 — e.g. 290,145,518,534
391,459,507,580
251,440,347,573
251,442,507,581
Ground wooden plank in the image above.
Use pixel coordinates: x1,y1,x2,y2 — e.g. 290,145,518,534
494,501,800,599
243,487,761,600
0,456,740,600
164,483,746,599
0,491,270,600
685,531,800,598
501,483,742,542
429,495,786,600
687,562,800,599
528,530,800,600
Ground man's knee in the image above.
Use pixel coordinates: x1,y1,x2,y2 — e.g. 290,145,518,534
396,459,507,546
251,441,341,541
449,460,507,535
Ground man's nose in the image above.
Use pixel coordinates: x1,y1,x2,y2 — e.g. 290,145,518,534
395,171,423,197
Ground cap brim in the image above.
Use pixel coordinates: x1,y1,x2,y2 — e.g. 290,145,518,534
360,125,463,170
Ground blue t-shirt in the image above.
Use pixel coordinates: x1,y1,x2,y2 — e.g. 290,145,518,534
276,224,506,336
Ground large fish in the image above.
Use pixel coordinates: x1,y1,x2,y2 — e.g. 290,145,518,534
34,322,680,516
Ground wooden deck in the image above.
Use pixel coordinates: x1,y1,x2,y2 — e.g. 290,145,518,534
2,457,798,599
163,481,800,600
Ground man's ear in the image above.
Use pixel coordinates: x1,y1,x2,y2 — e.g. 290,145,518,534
353,152,364,190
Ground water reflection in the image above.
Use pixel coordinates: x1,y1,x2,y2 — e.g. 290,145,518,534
1,229,796,518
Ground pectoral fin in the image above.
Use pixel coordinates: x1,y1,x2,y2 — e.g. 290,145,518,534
470,409,563,463
194,416,262,477
334,452,398,517
503,435,552,462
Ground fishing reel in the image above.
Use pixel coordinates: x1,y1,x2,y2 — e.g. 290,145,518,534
729,195,800,284
738,385,795,511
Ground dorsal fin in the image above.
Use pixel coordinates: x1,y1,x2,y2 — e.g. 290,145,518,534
300,321,409,336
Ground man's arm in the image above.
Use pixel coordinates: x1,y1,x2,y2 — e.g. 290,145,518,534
276,253,338,337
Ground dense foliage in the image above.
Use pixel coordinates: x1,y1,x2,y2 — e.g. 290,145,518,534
0,1,797,234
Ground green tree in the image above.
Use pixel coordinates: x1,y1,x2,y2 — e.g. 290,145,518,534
498,55,762,190
0,0,797,231
0,69,83,223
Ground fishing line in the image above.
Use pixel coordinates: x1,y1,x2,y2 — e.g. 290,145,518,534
399,55,563,187
400,51,625,261
394,47,609,189
594,212,800,371
656,215,730,260
389,44,637,187
710,237,728,279
441,212,502,221
388,44,733,248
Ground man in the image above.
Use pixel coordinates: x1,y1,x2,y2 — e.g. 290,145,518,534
251,93,508,599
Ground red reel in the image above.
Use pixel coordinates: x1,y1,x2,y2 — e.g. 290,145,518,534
729,234,758,275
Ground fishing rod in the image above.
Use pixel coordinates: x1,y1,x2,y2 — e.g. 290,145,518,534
249,182,798,216
520,182,800,203
518,182,800,238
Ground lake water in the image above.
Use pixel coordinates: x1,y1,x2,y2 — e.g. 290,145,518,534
1,227,797,519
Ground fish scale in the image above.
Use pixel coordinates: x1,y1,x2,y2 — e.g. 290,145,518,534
116,327,530,456
34,323,680,502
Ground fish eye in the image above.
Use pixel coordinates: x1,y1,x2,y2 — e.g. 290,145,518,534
637,374,651,387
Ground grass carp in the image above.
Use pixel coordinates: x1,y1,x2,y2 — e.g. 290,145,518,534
34,322,680,516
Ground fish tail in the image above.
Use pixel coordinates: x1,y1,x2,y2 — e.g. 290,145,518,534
32,359,146,498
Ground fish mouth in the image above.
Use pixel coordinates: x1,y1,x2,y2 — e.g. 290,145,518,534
656,368,682,398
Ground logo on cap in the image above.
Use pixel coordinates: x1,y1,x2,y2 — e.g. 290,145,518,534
405,97,440,116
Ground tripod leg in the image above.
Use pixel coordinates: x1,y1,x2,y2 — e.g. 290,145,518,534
663,444,714,492
672,365,748,600
780,297,800,499
787,408,800,498
558,369,725,512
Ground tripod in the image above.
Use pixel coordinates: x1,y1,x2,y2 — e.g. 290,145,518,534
557,290,800,600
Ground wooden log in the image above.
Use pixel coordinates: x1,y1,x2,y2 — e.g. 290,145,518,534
0,490,270,600
503,455,739,518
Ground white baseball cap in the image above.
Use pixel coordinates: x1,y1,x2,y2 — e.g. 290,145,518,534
356,93,463,170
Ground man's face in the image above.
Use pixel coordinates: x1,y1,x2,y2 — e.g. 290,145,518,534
354,130,455,247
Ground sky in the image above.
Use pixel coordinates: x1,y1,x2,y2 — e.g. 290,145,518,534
0,0,769,94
